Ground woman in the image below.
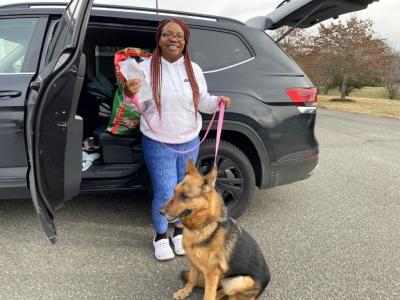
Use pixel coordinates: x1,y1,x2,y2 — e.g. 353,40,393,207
123,18,231,261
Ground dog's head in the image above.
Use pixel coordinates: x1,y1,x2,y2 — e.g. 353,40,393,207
160,158,223,229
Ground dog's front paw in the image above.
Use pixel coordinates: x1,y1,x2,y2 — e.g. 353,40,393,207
173,288,192,299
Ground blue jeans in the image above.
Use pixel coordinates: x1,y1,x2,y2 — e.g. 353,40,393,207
142,135,200,233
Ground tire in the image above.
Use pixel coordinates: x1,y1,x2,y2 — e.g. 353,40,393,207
197,139,256,219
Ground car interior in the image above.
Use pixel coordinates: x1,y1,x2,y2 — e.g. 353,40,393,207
77,22,157,181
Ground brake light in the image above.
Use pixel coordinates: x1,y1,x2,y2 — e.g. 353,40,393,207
286,88,317,107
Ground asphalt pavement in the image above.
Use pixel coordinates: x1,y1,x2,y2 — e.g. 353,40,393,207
1,108,399,299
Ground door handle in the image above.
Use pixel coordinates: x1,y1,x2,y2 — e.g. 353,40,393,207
0,90,22,100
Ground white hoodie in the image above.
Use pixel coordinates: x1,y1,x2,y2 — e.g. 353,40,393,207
126,56,219,144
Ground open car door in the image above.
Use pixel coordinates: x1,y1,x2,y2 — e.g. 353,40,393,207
246,0,378,31
26,0,94,243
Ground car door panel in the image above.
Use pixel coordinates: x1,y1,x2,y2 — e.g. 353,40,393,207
30,54,85,208
0,74,31,167
25,0,94,242
0,17,47,199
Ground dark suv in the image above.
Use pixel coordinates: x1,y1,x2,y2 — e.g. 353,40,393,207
0,0,375,241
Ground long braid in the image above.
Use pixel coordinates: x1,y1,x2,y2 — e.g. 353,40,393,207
184,48,200,116
151,21,166,119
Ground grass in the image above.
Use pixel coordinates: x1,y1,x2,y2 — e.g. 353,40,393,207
325,86,400,99
318,87,400,119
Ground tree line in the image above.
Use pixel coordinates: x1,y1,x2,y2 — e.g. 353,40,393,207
271,16,400,101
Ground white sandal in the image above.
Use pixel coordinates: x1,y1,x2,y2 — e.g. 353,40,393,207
153,237,175,261
171,234,185,256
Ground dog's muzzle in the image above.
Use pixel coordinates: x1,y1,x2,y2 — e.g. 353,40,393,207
159,207,177,223
159,207,192,222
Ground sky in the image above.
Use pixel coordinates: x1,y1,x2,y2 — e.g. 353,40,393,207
2,0,399,49
152,0,400,49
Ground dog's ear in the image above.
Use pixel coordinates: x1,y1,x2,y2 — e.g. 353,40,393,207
202,164,217,192
186,158,198,175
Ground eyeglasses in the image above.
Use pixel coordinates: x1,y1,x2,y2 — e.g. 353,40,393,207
161,32,185,41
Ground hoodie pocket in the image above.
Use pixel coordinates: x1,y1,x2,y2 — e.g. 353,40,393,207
160,112,197,135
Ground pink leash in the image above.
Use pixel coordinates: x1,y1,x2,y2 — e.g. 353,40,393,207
128,96,225,162
214,99,225,161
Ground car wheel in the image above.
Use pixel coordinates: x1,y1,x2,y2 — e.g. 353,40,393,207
197,139,256,219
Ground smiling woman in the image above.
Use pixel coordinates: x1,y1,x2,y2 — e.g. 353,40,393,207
158,22,186,63
122,18,231,261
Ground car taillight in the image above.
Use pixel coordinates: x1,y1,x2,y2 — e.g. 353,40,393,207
286,87,317,107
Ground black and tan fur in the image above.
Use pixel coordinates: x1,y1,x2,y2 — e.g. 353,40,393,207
160,159,270,300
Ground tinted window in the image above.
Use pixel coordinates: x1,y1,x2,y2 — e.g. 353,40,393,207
94,46,152,82
95,46,122,80
0,18,38,73
189,29,252,72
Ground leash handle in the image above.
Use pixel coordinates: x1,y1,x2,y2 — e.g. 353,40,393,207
127,95,224,157
214,99,225,164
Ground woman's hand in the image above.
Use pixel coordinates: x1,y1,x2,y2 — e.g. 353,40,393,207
121,117,139,129
218,96,231,109
124,79,141,98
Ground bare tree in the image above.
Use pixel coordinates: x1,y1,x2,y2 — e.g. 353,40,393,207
385,50,400,99
270,26,310,56
272,17,391,100
271,27,334,93
310,16,390,101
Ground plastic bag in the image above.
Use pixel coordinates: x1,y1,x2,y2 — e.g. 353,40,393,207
119,59,152,104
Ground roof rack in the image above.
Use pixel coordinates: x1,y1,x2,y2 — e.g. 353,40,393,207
1,2,244,25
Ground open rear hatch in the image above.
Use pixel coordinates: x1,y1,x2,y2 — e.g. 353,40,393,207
246,0,378,32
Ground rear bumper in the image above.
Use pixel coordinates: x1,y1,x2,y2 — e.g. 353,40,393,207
268,154,319,188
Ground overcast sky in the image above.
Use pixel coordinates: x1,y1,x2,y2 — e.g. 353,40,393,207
152,0,400,49
3,0,399,49
124,0,399,50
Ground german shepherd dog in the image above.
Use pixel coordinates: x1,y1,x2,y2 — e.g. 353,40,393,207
160,159,270,300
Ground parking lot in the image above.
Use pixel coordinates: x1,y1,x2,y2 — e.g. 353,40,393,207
1,108,400,299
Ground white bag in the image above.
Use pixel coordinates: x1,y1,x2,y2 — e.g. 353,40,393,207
119,59,152,106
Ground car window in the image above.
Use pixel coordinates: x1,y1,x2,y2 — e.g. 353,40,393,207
95,46,126,81
94,46,153,82
189,28,252,72
0,18,38,73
